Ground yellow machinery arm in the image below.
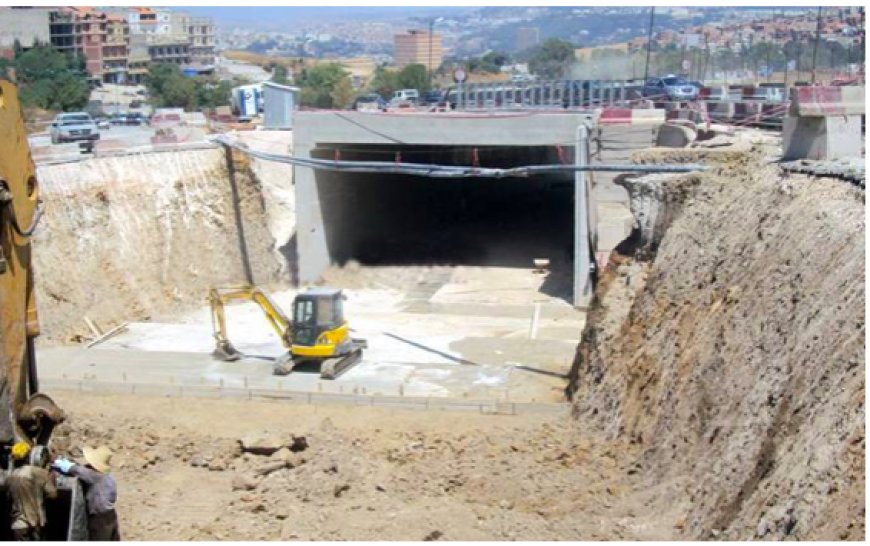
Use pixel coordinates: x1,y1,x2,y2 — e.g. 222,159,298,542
0,78,84,541
208,285,293,361
0,79,64,449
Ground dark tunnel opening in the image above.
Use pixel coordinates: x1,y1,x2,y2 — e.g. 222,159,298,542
311,144,576,269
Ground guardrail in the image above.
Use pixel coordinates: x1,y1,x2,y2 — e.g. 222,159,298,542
41,378,570,416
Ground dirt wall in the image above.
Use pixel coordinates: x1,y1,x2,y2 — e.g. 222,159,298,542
33,149,282,343
570,147,865,540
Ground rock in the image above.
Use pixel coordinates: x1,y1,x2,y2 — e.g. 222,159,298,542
239,434,308,456
239,435,287,456
498,499,514,510
271,447,293,461
333,484,350,498
290,435,309,452
208,459,228,471
756,518,770,537
189,456,208,468
231,474,259,491
375,484,386,492
423,530,443,541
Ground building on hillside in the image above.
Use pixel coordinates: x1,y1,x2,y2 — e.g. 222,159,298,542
128,7,160,34
393,29,442,70
516,27,540,52
49,8,80,56
147,36,191,65
127,37,150,84
0,7,50,58
75,8,108,82
181,16,216,65
102,15,129,83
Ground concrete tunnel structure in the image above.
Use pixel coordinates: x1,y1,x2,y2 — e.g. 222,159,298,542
293,111,598,306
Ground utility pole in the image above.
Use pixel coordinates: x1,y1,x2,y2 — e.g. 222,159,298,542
811,6,822,83
428,19,435,87
643,7,655,82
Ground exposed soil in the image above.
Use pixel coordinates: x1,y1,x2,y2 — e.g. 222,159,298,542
570,145,865,540
32,149,280,344
50,391,677,541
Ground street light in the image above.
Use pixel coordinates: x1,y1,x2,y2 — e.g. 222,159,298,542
429,17,444,87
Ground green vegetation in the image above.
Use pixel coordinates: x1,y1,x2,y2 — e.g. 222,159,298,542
144,62,235,111
1,45,90,111
296,63,353,108
527,38,577,79
367,63,431,99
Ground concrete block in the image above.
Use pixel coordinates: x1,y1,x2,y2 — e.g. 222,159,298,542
656,123,696,148
782,114,863,160
790,86,865,116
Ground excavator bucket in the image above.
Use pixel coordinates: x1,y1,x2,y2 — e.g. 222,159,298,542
212,340,242,361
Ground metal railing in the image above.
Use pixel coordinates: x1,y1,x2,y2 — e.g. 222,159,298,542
453,79,644,111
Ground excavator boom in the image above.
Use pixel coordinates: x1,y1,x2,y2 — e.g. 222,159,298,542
208,285,294,360
0,77,83,539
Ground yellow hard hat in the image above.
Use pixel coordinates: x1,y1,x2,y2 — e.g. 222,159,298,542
11,442,30,460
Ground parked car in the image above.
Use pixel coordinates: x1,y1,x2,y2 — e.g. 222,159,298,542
125,112,148,126
352,93,386,111
421,90,446,106
642,75,699,101
95,116,111,130
49,112,100,145
110,113,128,125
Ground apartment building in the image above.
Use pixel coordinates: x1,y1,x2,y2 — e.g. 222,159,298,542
102,15,129,83
394,29,442,70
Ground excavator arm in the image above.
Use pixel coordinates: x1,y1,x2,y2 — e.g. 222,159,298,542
0,78,84,540
208,285,293,361
0,79,64,451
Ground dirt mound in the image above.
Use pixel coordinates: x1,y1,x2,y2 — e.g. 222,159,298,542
570,147,865,540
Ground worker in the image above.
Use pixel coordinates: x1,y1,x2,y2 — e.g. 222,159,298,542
52,446,120,541
6,441,57,541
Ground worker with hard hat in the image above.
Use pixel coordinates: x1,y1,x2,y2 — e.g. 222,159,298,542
53,445,120,541
6,441,58,540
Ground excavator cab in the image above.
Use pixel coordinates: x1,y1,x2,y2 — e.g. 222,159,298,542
290,288,351,358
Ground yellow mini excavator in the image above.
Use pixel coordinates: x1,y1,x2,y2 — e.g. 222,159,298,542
208,285,367,379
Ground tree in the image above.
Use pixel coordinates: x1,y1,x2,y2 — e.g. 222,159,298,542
272,65,290,86
368,66,400,98
144,63,204,110
396,63,429,93
196,79,234,110
297,63,350,108
12,45,89,111
528,38,577,79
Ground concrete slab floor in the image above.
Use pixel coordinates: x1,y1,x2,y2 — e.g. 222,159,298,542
37,266,585,403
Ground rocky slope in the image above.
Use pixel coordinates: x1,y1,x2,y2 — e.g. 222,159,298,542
570,146,865,540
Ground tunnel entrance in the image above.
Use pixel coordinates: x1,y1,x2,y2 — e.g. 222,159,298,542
311,144,576,269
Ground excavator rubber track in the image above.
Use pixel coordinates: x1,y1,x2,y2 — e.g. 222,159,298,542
318,346,363,380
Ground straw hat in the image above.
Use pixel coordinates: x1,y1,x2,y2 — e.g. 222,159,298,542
82,445,112,473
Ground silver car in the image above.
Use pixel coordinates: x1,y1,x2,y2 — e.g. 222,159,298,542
49,112,100,145
642,76,699,101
